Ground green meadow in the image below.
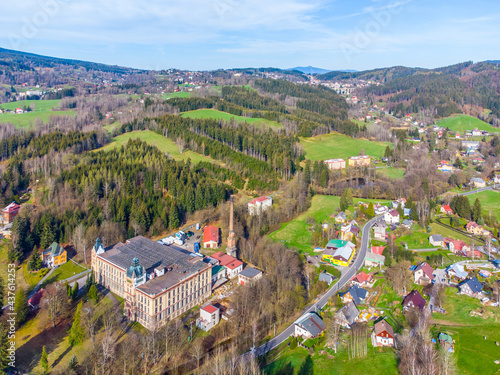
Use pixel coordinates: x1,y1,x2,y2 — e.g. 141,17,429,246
436,114,498,133
0,99,74,128
180,108,282,129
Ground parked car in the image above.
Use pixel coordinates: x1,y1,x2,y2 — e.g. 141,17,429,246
186,231,194,237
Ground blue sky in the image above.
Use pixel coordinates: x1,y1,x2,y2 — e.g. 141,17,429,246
1,0,499,71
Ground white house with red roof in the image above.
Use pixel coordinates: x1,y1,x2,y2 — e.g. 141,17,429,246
447,239,470,255
384,209,400,224
248,196,273,215
196,304,220,331
211,252,243,278
440,205,453,215
15,108,24,114
203,225,220,248
351,271,374,288
413,262,434,285
324,158,346,171
371,320,395,347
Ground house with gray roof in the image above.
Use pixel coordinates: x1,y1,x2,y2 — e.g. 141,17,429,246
318,271,335,285
429,234,444,247
238,267,262,286
365,252,385,268
459,277,483,298
335,301,359,328
339,285,367,306
294,312,325,339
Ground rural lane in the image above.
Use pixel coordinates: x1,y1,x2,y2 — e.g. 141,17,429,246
456,185,498,196
252,215,379,357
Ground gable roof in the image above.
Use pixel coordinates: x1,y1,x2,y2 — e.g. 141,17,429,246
403,290,426,310
333,246,354,262
239,267,262,279
387,209,399,217
249,196,271,205
374,320,394,338
371,246,385,255
366,252,385,263
45,242,64,257
442,205,452,212
340,284,367,305
429,234,444,242
2,202,20,213
318,271,334,285
460,277,482,294
414,262,434,280
338,301,359,324
352,271,372,284
203,226,220,243
446,263,468,279
296,312,325,337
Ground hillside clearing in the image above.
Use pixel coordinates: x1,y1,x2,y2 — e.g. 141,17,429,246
181,109,282,129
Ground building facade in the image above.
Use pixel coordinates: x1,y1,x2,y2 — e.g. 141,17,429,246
91,236,212,330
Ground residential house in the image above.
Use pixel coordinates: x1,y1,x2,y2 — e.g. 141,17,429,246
248,196,273,215
365,252,385,268
324,158,346,171
203,226,220,248
446,263,468,281
318,271,335,285
335,301,359,328
401,219,413,229
494,174,500,184
294,312,325,339
461,140,479,150
440,205,453,215
351,271,374,288
211,252,243,278
28,288,44,309
413,262,434,285
403,208,411,217
340,220,359,241
429,234,445,247
334,212,347,223
323,244,355,267
15,108,23,114
373,204,389,215
371,320,395,347
391,198,406,209
348,155,371,167
324,239,350,252
384,210,400,224
470,177,486,188
42,242,67,268
447,239,470,255
196,304,220,331
238,267,262,286
438,332,454,353
466,221,485,236
402,290,426,311
2,202,20,224
459,277,483,298
340,284,368,305
372,220,387,240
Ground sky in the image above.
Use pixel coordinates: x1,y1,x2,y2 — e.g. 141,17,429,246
1,0,500,71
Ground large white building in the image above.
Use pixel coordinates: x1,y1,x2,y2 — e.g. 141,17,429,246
92,236,212,330
324,158,346,170
248,196,273,215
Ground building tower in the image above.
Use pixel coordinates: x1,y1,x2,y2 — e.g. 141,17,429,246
227,195,238,259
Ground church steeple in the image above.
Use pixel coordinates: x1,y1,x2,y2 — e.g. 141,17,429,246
227,195,238,258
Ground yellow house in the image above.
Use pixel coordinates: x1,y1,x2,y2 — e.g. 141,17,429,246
42,242,67,268
323,245,355,267
348,155,371,167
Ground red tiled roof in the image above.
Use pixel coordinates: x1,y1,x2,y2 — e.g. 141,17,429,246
211,252,242,269
202,304,218,314
249,196,270,205
203,226,220,244
371,246,385,255
352,271,372,284
388,209,399,217
2,202,20,213
226,260,243,270
442,205,452,212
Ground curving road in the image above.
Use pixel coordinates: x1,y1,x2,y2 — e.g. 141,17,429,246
253,215,380,357
457,185,497,196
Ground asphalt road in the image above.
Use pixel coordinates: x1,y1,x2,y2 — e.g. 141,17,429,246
457,185,497,196
253,215,379,357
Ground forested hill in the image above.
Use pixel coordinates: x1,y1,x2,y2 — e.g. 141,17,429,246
0,47,142,74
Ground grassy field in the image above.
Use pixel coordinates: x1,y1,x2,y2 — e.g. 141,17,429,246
98,130,221,165
268,195,390,253
464,190,500,219
0,99,74,128
103,121,121,133
40,261,87,288
431,287,500,375
429,222,472,243
264,342,398,375
180,109,282,129
436,114,499,133
162,91,191,99
300,133,391,161
377,167,405,180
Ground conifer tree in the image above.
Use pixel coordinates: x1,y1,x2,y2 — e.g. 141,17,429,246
68,302,84,346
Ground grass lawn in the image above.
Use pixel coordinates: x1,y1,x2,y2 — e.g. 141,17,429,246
268,195,390,253
299,133,391,161
103,121,121,133
98,130,221,166
376,167,405,180
263,342,398,375
431,287,500,375
162,91,191,99
0,240,28,302
464,190,500,219
436,114,499,133
429,222,475,243
23,264,50,289
0,99,74,128
181,109,282,129
395,227,433,249
40,261,87,288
